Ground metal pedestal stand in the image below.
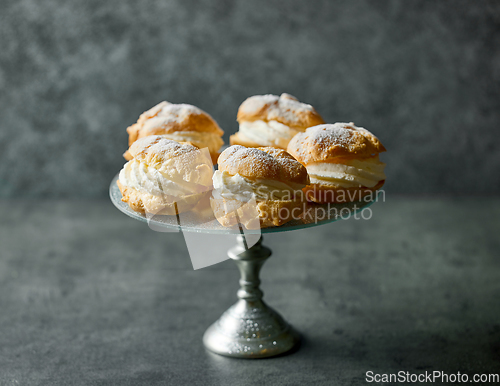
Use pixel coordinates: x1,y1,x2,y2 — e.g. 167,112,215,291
203,236,299,358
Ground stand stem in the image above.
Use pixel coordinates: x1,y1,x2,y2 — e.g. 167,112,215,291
203,235,299,358
229,236,270,301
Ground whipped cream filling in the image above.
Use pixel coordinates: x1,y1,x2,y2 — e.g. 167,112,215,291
238,120,300,148
159,131,223,153
307,156,386,188
212,170,305,201
119,159,209,197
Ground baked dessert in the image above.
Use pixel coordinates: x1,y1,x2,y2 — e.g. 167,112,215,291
287,123,386,203
124,101,224,164
211,145,309,228
230,93,325,150
117,135,213,215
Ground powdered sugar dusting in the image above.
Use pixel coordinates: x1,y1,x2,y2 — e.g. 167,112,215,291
240,94,278,114
310,124,355,148
142,103,206,129
280,93,298,101
225,146,278,176
219,145,308,185
131,101,223,137
289,123,385,163
275,94,316,119
158,103,206,120
138,101,171,123
238,93,322,128
131,135,200,161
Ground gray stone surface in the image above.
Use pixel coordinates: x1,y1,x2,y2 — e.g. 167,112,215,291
0,1,499,197
0,197,499,385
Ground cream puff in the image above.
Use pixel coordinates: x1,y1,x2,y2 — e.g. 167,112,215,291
124,101,224,165
117,135,213,215
211,145,309,228
287,123,387,203
230,93,325,150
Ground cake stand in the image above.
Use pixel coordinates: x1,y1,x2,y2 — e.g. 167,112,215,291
110,174,378,358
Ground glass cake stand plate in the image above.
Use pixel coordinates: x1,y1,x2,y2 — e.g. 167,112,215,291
110,174,375,234
109,174,378,358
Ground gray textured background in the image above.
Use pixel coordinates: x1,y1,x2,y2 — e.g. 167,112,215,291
0,0,499,198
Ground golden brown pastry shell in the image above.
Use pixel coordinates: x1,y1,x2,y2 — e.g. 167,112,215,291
287,123,386,165
210,197,306,229
117,180,208,215
217,145,309,186
237,94,324,131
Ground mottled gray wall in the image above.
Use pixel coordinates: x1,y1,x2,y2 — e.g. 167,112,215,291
0,0,499,197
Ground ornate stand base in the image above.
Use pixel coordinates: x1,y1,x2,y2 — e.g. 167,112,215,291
203,236,300,358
